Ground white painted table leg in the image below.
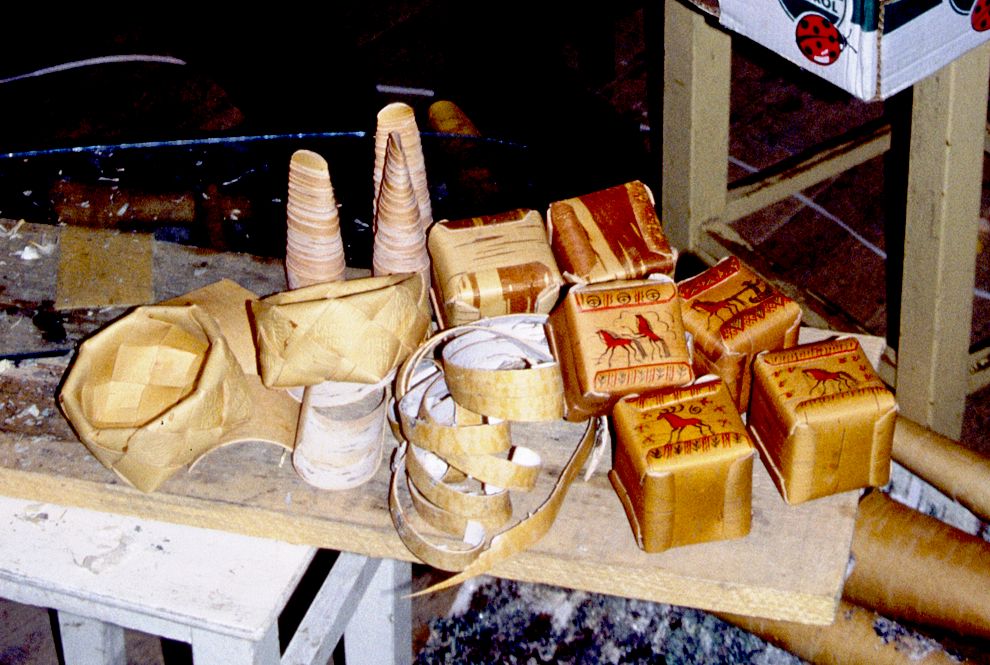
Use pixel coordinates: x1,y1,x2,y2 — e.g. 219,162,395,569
897,43,990,438
190,622,280,665
345,558,413,665
661,0,731,256
57,611,126,665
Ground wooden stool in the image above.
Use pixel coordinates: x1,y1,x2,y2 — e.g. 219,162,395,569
0,495,412,665
660,0,990,439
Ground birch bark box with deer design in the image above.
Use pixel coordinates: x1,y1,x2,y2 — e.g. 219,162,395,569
748,338,896,505
610,378,756,552
546,279,693,421
678,256,802,412
427,209,563,328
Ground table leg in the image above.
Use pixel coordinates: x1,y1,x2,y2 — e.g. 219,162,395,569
57,611,126,665
661,0,731,256
345,558,413,665
190,622,279,665
897,43,990,439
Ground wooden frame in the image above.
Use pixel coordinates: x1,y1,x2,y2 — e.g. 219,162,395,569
660,0,990,438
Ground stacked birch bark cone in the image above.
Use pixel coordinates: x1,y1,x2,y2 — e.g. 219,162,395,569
284,150,347,288
285,102,433,490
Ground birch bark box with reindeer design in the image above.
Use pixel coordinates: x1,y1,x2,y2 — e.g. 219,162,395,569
678,256,802,412
610,378,756,552
748,338,896,505
546,279,693,421
427,209,563,328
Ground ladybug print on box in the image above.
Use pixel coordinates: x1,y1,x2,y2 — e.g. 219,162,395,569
972,0,990,31
795,12,845,65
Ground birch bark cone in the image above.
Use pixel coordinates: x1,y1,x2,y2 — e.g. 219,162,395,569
373,131,429,276
285,149,346,288
373,102,432,232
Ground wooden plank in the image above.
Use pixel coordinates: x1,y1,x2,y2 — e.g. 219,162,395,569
724,122,891,223
58,612,126,665
896,44,990,438
0,357,857,625
55,226,154,310
660,0,731,252
282,553,381,665
0,494,314,643
1,221,287,358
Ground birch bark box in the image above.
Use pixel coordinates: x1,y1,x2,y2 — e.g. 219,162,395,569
748,337,896,504
678,256,802,412
547,180,676,285
427,209,563,328
610,378,756,552
546,279,693,421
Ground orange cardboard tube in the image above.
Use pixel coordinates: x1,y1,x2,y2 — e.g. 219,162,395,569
893,415,990,522
844,491,990,639
427,100,481,137
718,601,972,665
718,599,969,664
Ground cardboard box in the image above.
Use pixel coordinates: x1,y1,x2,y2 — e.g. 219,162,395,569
678,256,802,411
546,279,694,421
610,378,756,552
700,0,990,100
547,181,676,285
427,209,563,328
749,337,897,504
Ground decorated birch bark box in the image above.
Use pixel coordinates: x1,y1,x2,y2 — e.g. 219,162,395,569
546,278,694,421
689,0,990,101
610,378,756,552
749,337,897,505
546,180,676,285
678,256,802,411
427,209,563,328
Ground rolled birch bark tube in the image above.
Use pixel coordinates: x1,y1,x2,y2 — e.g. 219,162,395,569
843,490,990,639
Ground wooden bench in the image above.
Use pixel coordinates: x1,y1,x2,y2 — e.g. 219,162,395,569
0,494,411,665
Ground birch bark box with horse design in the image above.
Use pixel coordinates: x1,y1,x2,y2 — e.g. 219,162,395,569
679,256,802,412
546,279,693,421
610,378,756,552
749,338,896,505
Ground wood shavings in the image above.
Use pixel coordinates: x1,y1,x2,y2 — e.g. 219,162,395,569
0,360,13,375
0,219,26,239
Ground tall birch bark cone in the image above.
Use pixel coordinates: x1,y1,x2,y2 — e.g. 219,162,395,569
373,102,432,232
285,150,346,288
373,132,429,276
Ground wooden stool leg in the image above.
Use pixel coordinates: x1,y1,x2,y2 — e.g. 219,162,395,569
57,612,126,665
191,623,279,665
897,43,990,438
345,558,413,665
661,0,731,257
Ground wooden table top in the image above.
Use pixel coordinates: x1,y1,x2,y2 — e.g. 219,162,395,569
0,221,858,625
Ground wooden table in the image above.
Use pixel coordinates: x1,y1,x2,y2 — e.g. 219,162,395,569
0,221,859,629
660,0,990,440
0,494,410,665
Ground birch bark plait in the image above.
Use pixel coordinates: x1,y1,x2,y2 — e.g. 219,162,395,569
387,315,602,591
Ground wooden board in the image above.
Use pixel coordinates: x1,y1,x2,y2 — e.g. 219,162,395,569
0,358,857,625
0,220,859,625
55,226,154,310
